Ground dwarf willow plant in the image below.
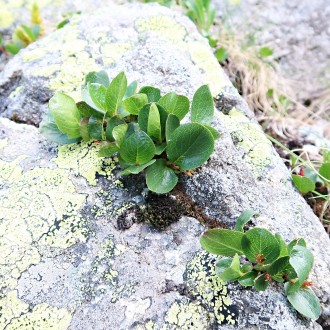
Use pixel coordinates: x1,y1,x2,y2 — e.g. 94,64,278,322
40,71,220,194
200,211,321,320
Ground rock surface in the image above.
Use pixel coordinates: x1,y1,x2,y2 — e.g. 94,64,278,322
0,2,329,329
214,0,330,104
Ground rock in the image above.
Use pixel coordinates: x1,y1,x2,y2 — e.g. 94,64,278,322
0,3,329,329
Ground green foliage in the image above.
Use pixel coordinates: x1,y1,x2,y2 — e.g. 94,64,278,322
215,47,229,62
182,0,216,37
40,70,220,194
258,46,273,58
200,211,321,320
3,3,42,55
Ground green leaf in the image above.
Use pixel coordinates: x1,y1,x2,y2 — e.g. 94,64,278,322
259,47,273,58
105,72,127,115
139,86,161,102
105,117,124,142
155,143,167,155
275,233,289,257
21,25,37,41
287,238,306,255
234,210,258,232
119,159,156,175
203,125,221,140
85,70,109,87
254,273,269,291
285,285,321,320
158,92,189,120
119,130,155,165
125,80,138,98
5,43,21,55
146,159,178,194
138,103,168,142
191,85,214,125
288,246,314,293
76,101,98,117
166,123,214,170
200,229,244,256
49,92,82,139
122,93,148,115
238,271,258,286
39,112,79,145
215,258,232,277
268,256,292,281
292,174,315,193
215,47,228,62
147,103,162,142
112,123,128,148
88,115,103,140
88,83,107,111
166,114,180,142
98,142,119,157
241,228,280,264
79,117,90,142
217,254,243,282
319,162,330,182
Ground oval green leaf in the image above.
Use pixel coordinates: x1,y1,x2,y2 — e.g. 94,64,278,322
254,273,269,291
139,86,161,102
88,115,103,140
88,83,107,111
146,159,178,194
122,93,148,115
268,256,292,281
200,229,244,256
158,92,189,120
166,114,180,143
105,117,125,142
285,286,321,320
234,210,258,232
166,123,214,170
98,142,119,157
319,162,330,182
218,254,243,282
119,130,155,165
49,92,82,139
238,271,258,286
241,228,280,264
105,72,127,115
119,159,156,175
191,85,214,125
112,123,128,148
292,174,315,193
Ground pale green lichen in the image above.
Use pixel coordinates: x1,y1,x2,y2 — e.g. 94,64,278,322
219,108,274,178
0,7,14,28
9,86,23,98
163,300,209,329
53,142,116,185
5,303,72,330
23,48,46,62
184,251,237,326
101,42,132,65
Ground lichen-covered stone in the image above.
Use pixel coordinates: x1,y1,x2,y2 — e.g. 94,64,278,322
0,3,329,329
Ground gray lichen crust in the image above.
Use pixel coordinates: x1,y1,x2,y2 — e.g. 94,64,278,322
0,2,329,330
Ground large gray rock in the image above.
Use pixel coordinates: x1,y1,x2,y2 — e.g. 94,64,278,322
0,3,329,329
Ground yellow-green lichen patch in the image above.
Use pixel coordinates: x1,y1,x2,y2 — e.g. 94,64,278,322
0,291,29,329
0,7,14,29
101,42,132,66
5,303,72,330
219,108,274,178
53,142,116,186
185,251,237,326
9,86,23,98
188,41,225,96
23,48,46,62
163,300,209,329
135,16,187,49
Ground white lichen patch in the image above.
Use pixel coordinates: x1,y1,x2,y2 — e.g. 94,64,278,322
53,142,116,186
5,303,72,330
219,108,274,177
163,300,209,329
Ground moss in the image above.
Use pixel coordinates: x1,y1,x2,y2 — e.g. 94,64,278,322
219,108,274,178
184,251,237,326
137,192,185,230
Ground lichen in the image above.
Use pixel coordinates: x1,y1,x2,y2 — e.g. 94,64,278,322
101,42,132,65
163,300,209,329
219,108,274,178
184,251,237,326
5,303,72,330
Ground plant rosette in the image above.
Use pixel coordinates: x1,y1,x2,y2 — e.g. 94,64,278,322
40,70,221,194
200,210,321,320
